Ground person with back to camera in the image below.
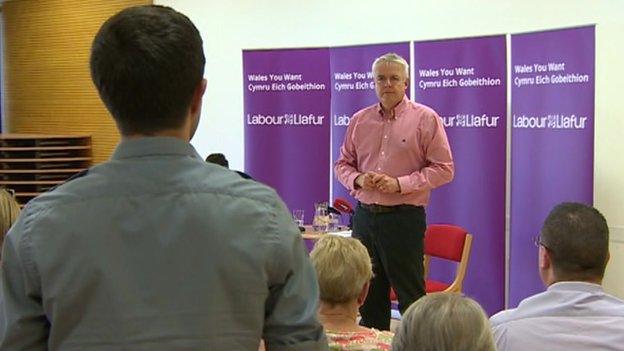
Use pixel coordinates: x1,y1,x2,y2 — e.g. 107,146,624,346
334,52,454,330
0,5,327,350
490,202,624,351
310,235,393,351
392,293,496,351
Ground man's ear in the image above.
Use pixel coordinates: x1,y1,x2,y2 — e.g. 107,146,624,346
539,246,550,269
190,78,207,116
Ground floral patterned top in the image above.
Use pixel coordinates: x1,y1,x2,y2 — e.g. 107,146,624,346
326,328,394,350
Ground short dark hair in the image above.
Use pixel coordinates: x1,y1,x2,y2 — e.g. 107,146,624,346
90,5,205,135
205,153,229,168
540,202,609,280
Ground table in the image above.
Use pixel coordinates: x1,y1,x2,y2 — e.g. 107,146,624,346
301,225,351,251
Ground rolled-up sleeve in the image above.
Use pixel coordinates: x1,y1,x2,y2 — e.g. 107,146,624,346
262,198,328,351
334,115,362,193
0,208,49,350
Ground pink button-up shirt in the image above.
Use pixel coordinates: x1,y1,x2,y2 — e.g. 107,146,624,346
335,96,454,206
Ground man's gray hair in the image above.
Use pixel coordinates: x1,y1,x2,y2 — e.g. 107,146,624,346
392,293,496,351
372,52,409,78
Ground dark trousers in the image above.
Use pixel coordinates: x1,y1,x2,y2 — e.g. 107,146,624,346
352,203,426,330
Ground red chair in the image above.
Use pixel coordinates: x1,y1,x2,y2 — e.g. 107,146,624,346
390,224,473,302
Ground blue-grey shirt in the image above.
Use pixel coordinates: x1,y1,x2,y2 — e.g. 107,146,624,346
0,137,327,351
490,281,624,351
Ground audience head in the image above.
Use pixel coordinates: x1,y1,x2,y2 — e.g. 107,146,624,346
90,5,206,137
538,202,609,285
393,293,495,351
0,188,21,259
206,153,229,168
310,235,372,305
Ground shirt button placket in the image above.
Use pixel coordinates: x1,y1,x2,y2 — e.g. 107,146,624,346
379,122,390,172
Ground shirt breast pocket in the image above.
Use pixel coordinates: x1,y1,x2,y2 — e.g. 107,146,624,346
393,133,419,152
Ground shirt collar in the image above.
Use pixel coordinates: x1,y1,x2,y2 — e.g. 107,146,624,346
111,136,202,160
547,281,604,293
376,95,409,119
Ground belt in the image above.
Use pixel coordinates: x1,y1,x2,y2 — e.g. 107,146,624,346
359,203,422,213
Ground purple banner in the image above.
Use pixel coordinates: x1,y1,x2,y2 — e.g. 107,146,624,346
329,43,410,209
509,26,595,307
243,48,331,218
413,36,507,315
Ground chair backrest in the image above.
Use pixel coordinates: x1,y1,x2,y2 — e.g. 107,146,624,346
424,224,468,261
423,224,473,293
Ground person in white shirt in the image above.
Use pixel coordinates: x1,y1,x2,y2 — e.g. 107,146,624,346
490,202,624,351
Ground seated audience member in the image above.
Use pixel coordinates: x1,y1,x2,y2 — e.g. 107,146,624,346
0,189,20,336
206,152,253,179
392,293,495,351
490,202,624,350
0,188,21,257
310,235,393,350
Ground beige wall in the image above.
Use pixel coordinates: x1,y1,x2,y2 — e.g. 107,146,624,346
155,0,624,299
604,232,624,297
2,0,151,164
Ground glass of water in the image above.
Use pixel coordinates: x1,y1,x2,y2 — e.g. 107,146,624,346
312,207,329,232
292,209,305,227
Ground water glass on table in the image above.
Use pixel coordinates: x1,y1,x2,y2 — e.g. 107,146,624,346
328,213,340,232
292,209,305,227
312,209,329,233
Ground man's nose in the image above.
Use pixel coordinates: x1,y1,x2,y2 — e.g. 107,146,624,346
379,78,392,86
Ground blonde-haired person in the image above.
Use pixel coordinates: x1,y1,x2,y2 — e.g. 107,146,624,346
310,235,393,350
0,187,20,333
393,293,496,351
0,188,20,259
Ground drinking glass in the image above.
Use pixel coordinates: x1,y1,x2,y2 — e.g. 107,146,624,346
292,209,305,227
328,213,340,232
313,206,329,232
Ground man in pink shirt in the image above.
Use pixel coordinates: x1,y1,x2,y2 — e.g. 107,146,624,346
335,53,454,330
